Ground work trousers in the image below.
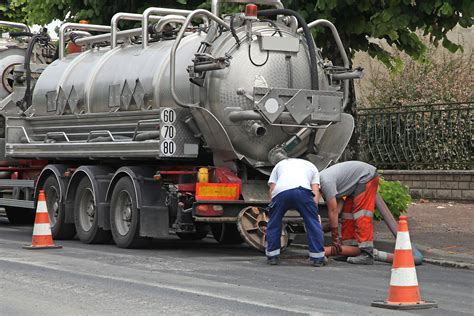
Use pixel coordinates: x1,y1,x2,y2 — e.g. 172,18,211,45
341,176,379,248
266,187,325,260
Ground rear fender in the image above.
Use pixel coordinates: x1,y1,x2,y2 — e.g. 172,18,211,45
35,164,69,220
106,166,169,238
65,166,114,228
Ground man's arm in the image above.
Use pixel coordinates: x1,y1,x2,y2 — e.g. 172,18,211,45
327,196,343,255
326,197,339,228
311,183,320,205
268,182,276,200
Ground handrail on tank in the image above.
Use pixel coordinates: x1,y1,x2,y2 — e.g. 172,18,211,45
299,19,350,110
111,12,162,49
142,7,195,48
170,9,230,108
0,21,30,33
211,0,284,17
151,15,187,34
59,23,111,59
74,28,140,46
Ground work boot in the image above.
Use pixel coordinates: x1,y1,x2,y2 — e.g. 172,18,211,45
311,257,328,267
347,247,374,265
267,256,280,265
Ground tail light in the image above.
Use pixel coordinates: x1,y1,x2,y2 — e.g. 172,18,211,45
195,204,224,216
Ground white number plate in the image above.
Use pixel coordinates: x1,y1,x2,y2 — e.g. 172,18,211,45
160,125,176,140
160,140,176,156
161,108,176,124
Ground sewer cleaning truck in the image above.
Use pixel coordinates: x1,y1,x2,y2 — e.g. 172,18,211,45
0,0,362,251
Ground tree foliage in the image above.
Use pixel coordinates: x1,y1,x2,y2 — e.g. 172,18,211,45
0,0,27,21
3,0,473,70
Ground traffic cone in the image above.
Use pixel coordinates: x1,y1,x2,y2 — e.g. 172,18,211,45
372,216,436,310
23,190,62,250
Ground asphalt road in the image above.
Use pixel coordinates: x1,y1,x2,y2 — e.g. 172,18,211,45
0,217,472,316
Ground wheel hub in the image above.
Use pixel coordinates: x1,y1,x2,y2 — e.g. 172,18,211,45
115,191,133,236
237,206,288,253
79,188,95,231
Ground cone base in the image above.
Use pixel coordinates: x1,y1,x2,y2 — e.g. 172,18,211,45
371,300,437,310
23,244,62,250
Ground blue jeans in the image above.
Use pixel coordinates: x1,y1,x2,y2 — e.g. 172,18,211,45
266,187,325,261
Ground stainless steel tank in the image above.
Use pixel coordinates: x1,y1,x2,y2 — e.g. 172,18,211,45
29,22,327,165
6,6,356,171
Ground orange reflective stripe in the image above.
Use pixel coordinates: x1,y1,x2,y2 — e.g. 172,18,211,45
195,183,241,200
35,212,50,224
392,249,416,268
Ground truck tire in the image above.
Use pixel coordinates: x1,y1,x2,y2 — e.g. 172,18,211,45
43,175,75,239
110,177,149,248
74,177,111,244
211,223,244,245
4,207,35,225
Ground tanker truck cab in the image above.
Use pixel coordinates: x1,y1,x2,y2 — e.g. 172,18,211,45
0,1,361,253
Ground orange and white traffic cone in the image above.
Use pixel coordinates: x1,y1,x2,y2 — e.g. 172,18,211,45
372,215,436,310
23,190,62,250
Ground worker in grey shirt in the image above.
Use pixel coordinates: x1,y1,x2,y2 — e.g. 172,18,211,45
319,161,379,264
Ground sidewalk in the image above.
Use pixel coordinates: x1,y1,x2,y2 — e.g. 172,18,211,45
295,200,474,269
375,200,474,269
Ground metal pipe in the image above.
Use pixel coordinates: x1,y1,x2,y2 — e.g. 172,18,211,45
142,7,194,48
229,110,296,122
66,30,92,39
151,15,186,33
300,19,350,110
111,12,161,49
248,122,267,137
170,9,230,108
59,23,111,59
0,21,30,33
75,28,141,46
331,69,363,81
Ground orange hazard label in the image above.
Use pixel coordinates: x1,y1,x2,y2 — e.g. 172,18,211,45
195,183,240,200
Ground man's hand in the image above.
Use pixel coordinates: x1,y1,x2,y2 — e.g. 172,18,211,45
330,227,342,256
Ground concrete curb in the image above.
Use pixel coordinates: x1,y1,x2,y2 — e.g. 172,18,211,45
422,258,474,270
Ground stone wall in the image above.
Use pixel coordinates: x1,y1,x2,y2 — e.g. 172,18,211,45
379,170,474,201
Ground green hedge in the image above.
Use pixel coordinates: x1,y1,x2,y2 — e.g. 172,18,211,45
375,177,411,220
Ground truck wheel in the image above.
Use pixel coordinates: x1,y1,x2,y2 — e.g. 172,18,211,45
4,207,35,224
211,223,244,245
110,177,149,248
74,177,111,244
43,175,75,239
176,231,208,241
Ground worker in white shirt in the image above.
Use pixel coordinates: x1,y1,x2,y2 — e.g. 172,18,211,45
266,152,326,266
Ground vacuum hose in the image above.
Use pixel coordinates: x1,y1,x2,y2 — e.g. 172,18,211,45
375,192,424,264
258,9,319,90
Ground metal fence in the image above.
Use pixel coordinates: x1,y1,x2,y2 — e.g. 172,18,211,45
357,102,473,170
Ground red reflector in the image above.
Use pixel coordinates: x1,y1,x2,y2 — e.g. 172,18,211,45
245,3,258,17
195,205,224,216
